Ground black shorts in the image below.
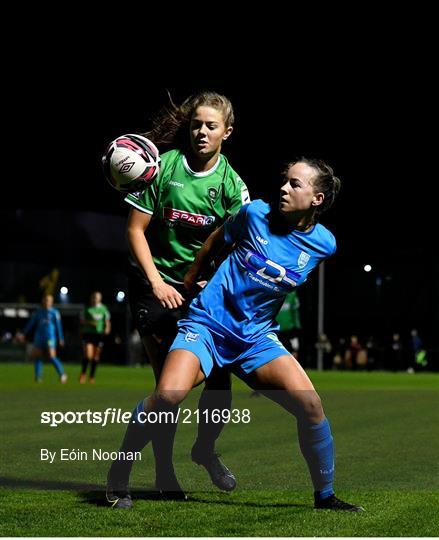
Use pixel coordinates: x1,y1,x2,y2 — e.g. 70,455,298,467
128,265,196,338
82,333,106,347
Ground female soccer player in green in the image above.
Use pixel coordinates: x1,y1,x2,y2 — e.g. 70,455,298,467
109,91,250,498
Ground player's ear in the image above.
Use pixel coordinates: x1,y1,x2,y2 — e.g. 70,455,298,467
312,192,324,207
223,126,233,141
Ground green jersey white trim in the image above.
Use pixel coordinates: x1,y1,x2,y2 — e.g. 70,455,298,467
182,155,221,177
124,149,250,283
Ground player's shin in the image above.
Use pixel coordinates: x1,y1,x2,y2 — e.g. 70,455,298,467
297,416,335,500
149,394,182,492
107,400,152,490
193,387,232,455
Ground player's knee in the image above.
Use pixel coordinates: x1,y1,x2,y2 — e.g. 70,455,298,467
296,392,323,422
152,390,183,408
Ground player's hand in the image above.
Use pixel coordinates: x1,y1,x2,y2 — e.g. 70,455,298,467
59,340,65,348
152,281,185,309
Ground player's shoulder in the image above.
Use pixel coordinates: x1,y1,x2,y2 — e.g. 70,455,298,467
313,223,337,255
160,148,181,167
222,157,247,187
246,199,270,218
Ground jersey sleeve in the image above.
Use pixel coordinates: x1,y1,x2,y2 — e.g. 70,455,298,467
54,310,64,342
223,173,251,218
124,149,179,216
223,203,251,244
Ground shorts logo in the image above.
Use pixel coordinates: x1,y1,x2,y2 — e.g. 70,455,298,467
298,251,310,269
208,187,218,201
185,332,199,342
266,333,284,348
163,207,215,228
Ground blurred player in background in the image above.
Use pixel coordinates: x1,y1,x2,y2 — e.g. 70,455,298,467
80,291,111,384
276,290,302,359
109,90,250,497
19,293,67,383
107,158,363,512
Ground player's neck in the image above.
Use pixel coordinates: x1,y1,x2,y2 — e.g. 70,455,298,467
186,152,220,173
282,210,315,232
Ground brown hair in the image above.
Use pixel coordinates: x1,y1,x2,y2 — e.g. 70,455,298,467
142,91,234,149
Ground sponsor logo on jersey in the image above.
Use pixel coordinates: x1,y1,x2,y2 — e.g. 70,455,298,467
256,235,268,245
298,251,310,269
163,207,215,228
208,187,218,201
243,250,300,291
185,332,199,342
169,180,184,188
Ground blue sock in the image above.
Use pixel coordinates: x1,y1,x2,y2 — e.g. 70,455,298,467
34,359,43,380
50,357,64,377
297,417,335,500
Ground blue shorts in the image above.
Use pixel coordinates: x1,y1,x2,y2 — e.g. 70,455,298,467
169,321,290,377
34,337,56,350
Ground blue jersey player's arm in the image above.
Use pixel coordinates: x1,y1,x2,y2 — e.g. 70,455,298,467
23,311,38,338
54,310,64,343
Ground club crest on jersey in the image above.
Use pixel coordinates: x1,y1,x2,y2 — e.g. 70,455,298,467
208,187,218,201
163,207,215,228
185,332,199,342
298,251,310,269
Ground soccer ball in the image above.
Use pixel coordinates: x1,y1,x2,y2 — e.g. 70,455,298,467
102,134,160,193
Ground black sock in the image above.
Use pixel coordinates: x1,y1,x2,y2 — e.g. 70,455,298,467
108,400,152,490
81,357,89,375
90,359,98,378
194,388,232,456
151,400,180,487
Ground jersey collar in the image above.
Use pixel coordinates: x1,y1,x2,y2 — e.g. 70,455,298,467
182,155,221,177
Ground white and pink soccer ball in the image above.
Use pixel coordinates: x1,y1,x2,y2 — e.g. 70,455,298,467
102,134,160,193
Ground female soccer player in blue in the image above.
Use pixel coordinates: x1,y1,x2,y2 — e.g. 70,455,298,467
21,293,67,383
107,157,363,511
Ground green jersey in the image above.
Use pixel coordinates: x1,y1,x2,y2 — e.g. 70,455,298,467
125,149,250,283
83,304,111,334
276,291,301,332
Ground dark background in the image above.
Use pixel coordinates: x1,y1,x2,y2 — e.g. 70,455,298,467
1,38,437,368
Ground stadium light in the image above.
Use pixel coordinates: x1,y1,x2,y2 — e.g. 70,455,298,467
60,286,69,295
116,291,125,302
364,264,372,272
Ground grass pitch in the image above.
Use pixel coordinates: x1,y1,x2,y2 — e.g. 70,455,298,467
0,362,438,536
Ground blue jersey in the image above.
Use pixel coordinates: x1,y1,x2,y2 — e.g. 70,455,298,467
185,200,336,348
24,307,64,344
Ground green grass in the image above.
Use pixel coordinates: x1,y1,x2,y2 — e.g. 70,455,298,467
0,363,438,536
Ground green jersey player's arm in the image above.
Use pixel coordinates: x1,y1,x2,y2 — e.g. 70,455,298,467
184,225,228,291
126,208,185,309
